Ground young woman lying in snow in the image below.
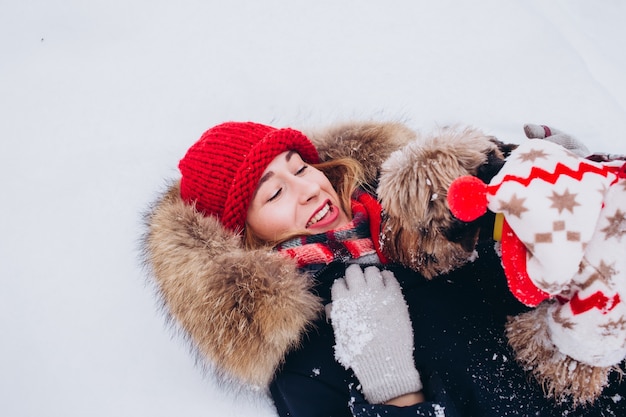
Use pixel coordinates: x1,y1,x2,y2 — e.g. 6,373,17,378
142,120,626,417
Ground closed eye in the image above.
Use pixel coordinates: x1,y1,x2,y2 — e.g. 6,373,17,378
296,165,308,175
268,188,282,202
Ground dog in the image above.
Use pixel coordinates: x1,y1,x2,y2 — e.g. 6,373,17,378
377,125,626,406
377,126,515,279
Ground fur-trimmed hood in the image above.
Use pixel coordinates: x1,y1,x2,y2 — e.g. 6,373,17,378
140,121,416,389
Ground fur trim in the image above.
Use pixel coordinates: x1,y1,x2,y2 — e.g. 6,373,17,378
140,121,454,388
506,304,621,406
377,126,508,278
141,182,322,388
306,121,417,187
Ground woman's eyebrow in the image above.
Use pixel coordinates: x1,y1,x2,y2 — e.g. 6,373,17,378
285,150,297,161
257,151,296,190
255,171,275,195
253,151,297,200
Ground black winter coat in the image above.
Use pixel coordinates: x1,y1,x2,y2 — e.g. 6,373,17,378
270,242,626,417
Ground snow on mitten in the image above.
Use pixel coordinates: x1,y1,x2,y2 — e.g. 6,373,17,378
330,264,422,404
524,123,590,157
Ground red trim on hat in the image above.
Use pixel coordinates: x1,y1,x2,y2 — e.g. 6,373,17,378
500,219,551,307
570,292,621,315
487,161,619,195
617,162,626,179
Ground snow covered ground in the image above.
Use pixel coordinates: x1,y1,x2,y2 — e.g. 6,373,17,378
1,1,625,416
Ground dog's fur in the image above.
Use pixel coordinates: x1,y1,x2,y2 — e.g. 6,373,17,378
377,126,515,278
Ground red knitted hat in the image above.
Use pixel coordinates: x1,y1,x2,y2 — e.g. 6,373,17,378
178,121,320,233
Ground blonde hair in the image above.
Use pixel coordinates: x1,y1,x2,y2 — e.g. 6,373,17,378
243,157,365,249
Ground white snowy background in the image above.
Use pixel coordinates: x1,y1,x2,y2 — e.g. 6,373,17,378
2,0,625,416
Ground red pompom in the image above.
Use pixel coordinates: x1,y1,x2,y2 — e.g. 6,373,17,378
447,176,488,222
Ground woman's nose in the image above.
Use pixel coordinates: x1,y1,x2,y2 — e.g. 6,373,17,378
295,178,321,204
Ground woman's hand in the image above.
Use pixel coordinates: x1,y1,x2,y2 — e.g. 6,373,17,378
330,264,423,405
385,391,425,407
524,123,590,157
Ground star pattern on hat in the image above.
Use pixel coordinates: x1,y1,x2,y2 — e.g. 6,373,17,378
552,309,575,330
600,317,626,337
548,189,580,214
517,147,549,163
579,260,618,290
601,209,626,242
497,194,528,218
534,276,565,294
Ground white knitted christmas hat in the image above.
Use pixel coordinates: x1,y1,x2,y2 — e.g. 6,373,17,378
448,139,625,306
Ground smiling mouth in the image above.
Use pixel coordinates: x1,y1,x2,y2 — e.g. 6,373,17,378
306,202,332,228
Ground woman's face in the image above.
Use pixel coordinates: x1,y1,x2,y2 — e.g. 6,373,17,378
246,151,351,242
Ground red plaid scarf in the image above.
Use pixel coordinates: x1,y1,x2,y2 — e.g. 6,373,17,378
275,192,387,268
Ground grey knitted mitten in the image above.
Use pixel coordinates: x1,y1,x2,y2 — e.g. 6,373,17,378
524,123,590,157
330,264,422,404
